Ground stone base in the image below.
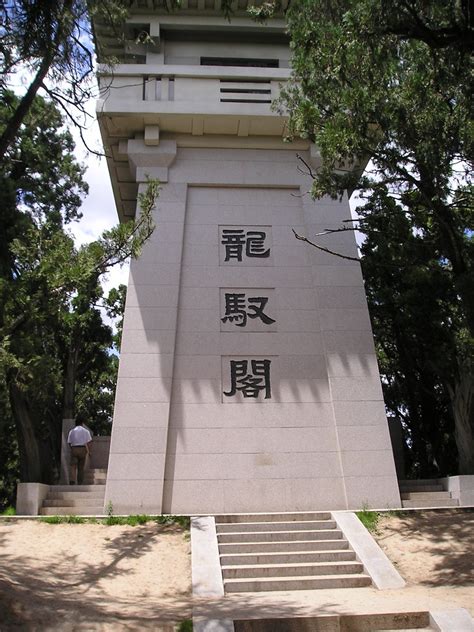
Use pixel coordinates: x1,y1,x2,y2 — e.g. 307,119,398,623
441,475,474,506
16,483,50,515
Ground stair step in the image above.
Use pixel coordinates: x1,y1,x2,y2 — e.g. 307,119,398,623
401,491,451,500
50,485,105,492
224,573,372,593
47,491,105,500
222,561,364,579
402,498,459,508
216,520,335,533
218,539,350,554
43,497,105,507
40,506,104,516
218,529,343,544
220,550,356,565
399,479,441,487
399,484,444,493
215,512,331,523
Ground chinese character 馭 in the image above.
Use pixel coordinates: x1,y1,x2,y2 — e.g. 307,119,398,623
221,293,276,328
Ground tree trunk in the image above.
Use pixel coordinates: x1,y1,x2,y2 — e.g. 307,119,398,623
9,382,43,482
0,0,74,164
449,373,474,474
63,344,79,421
0,56,52,163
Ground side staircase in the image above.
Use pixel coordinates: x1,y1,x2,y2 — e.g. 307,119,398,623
39,467,107,516
399,479,458,508
215,512,372,593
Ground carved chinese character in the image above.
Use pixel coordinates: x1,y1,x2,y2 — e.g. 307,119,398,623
221,229,246,262
221,229,270,262
221,293,275,328
245,231,270,258
223,359,272,399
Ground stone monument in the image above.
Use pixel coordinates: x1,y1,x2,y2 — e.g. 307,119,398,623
94,1,401,514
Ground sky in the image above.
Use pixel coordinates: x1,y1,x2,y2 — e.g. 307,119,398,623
68,110,130,299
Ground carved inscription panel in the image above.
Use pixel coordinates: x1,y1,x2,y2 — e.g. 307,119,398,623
218,225,273,266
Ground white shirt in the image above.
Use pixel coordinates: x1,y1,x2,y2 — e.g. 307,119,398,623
68,426,92,446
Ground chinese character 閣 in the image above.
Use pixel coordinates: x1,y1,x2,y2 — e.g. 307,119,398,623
223,359,272,399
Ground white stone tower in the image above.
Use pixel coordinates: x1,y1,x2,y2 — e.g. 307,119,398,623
94,1,401,514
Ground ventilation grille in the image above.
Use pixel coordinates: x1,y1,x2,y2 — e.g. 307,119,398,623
219,80,272,104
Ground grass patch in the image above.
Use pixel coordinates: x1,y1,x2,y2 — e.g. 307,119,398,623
156,515,191,529
177,620,193,632
356,508,380,533
104,514,150,526
39,513,191,529
103,514,190,528
40,515,88,524
1,506,16,516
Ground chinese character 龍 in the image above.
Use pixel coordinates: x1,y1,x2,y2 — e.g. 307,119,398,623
221,229,270,262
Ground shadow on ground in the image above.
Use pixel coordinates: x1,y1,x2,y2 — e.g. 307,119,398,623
0,522,191,631
375,509,474,587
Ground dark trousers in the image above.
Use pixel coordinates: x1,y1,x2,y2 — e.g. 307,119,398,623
70,446,87,484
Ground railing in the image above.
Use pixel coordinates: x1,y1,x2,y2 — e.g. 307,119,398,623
98,65,290,110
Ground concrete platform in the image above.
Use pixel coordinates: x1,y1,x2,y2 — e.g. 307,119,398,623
193,588,474,631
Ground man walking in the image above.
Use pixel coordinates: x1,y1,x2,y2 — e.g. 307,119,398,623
67,416,93,485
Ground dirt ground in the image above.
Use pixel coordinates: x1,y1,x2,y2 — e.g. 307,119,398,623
0,520,192,631
0,509,473,631
374,509,474,590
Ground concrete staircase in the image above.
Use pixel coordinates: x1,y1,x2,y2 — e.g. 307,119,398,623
39,485,105,515
83,467,107,486
399,479,459,508
39,467,107,515
215,512,372,593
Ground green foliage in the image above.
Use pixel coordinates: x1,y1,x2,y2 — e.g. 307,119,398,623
156,515,191,529
38,513,190,528
102,514,190,528
40,515,87,524
0,1,131,162
104,514,150,526
356,508,380,533
1,506,16,516
177,620,193,632
0,94,158,505
280,0,473,474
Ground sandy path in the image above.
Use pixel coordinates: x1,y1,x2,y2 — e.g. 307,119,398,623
374,509,474,591
0,521,192,631
0,509,473,630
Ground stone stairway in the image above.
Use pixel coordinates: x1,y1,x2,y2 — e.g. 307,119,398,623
39,467,107,515
83,467,107,486
215,512,372,593
40,485,105,515
399,479,459,508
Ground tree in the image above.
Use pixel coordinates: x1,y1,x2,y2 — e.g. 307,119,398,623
0,93,157,503
266,0,473,473
359,191,461,477
0,0,130,163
